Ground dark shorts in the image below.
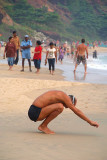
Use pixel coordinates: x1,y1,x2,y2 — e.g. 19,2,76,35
76,55,87,65
28,105,41,122
34,59,41,69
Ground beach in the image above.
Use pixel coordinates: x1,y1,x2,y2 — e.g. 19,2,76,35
0,58,107,160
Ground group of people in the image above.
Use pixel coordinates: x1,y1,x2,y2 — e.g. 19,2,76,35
3,30,89,74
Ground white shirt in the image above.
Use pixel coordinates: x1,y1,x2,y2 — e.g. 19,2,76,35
47,48,56,59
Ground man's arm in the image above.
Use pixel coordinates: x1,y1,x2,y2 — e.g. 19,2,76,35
86,47,88,59
63,93,99,127
55,50,57,63
76,46,79,57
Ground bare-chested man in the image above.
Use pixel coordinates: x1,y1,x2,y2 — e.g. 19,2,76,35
74,39,88,73
28,90,99,134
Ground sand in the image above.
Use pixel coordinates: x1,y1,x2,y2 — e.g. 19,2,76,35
0,62,107,160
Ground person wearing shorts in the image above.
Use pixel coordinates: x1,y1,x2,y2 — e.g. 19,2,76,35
3,37,16,71
76,55,87,65
58,47,64,64
20,35,32,72
74,39,88,74
28,90,99,134
33,41,42,74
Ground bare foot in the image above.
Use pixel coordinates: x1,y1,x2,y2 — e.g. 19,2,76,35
35,71,39,74
38,125,55,134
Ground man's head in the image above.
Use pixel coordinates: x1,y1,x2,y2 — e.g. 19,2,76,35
69,95,77,106
36,40,41,46
13,31,17,37
25,35,29,41
81,39,85,43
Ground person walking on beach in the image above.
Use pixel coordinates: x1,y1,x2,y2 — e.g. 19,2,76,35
74,39,88,74
20,35,32,72
28,90,99,134
3,37,17,71
12,31,20,65
58,46,64,64
45,42,57,75
33,41,42,74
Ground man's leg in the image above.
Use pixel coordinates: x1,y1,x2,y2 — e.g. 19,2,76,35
28,59,32,72
21,58,25,71
37,103,64,134
14,50,19,65
84,64,87,74
74,63,78,72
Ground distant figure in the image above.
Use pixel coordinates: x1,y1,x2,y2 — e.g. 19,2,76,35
93,50,97,59
12,31,20,65
28,90,99,134
74,39,88,74
93,42,95,49
33,41,42,74
67,47,70,57
20,35,32,72
58,47,64,64
3,37,16,71
87,41,89,48
45,42,57,75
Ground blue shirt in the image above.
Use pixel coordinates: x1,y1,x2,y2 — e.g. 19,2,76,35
21,40,32,54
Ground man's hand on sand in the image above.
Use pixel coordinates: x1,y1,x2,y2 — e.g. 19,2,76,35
90,121,99,128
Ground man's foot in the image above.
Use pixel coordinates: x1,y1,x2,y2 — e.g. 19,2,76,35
38,125,55,134
29,69,32,72
35,71,39,74
20,69,24,72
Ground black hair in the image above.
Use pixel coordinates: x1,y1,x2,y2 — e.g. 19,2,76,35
13,31,16,34
36,40,41,45
9,36,13,41
54,43,56,46
49,42,54,46
81,39,85,43
69,95,76,105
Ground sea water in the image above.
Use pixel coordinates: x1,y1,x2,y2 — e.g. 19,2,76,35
0,49,107,84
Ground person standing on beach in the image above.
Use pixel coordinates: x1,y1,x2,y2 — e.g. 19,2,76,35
20,35,32,72
58,46,64,64
3,37,17,71
12,31,20,65
28,90,99,134
45,42,57,75
74,39,88,74
33,41,42,74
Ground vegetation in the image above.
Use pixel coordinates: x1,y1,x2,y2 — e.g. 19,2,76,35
0,0,107,41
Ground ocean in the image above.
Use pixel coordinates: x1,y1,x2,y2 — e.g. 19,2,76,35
0,49,107,84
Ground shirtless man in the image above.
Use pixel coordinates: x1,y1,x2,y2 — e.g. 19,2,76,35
74,39,88,73
28,90,99,134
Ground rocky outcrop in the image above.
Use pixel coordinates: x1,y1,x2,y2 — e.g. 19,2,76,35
0,7,13,26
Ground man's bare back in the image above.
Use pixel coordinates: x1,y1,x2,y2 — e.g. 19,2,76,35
33,90,69,108
77,43,88,57
28,90,99,134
